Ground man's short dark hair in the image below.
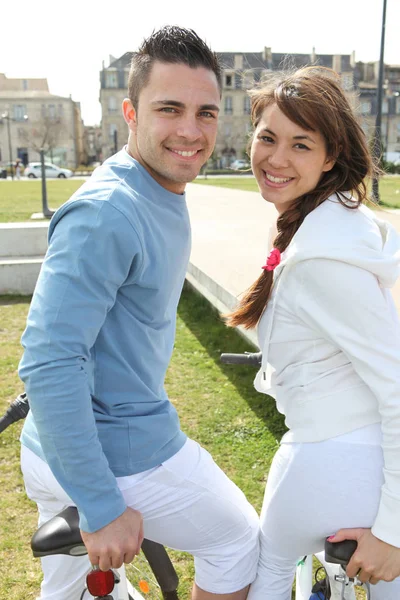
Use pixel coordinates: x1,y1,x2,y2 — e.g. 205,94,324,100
128,25,222,110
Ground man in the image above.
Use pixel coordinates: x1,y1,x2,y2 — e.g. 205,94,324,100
19,26,259,600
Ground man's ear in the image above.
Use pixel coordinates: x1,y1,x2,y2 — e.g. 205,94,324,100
122,98,137,131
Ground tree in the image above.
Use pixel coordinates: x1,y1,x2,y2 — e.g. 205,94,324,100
20,116,66,158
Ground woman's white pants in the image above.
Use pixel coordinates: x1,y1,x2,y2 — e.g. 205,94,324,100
248,438,400,600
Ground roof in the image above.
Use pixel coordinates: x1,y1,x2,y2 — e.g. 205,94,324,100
0,90,70,100
106,49,354,74
109,52,133,69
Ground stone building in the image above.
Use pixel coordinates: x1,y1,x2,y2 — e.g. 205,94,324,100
355,62,400,161
0,74,84,168
99,49,400,165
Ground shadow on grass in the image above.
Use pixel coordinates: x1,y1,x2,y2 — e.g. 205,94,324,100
178,282,287,442
0,295,31,306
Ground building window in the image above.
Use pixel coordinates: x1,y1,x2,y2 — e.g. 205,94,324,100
244,96,251,115
242,71,254,89
108,96,118,113
41,104,46,118
105,71,118,88
341,73,353,90
361,122,370,137
13,104,27,121
58,104,64,118
225,74,232,87
109,123,117,139
224,96,233,115
224,124,232,138
360,102,370,115
382,100,389,115
48,104,56,119
23,79,28,91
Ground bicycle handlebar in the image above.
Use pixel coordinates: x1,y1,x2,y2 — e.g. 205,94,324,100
220,352,262,366
0,393,30,433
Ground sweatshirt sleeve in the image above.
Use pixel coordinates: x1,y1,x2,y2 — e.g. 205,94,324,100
293,258,400,547
19,199,143,532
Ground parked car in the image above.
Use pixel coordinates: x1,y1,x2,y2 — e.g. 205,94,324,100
230,159,251,170
24,162,73,179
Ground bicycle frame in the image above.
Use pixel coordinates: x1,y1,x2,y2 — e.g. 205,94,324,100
30,505,179,600
220,352,369,600
296,553,359,600
1,397,179,600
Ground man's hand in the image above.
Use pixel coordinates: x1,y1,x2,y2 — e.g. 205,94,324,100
329,528,400,584
81,507,144,571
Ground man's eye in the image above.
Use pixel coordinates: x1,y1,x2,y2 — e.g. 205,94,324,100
199,111,215,118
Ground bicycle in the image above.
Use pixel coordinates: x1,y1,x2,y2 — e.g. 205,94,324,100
220,351,370,600
0,394,179,600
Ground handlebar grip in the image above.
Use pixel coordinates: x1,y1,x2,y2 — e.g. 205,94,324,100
0,393,30,433
220,352,262,366
324,539,357,567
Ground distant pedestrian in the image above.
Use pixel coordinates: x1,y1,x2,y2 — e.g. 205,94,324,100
15,159,22,180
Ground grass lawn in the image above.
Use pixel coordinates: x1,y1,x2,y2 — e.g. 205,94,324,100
1,175,400,223
0,285,285,599
0,179,84,222
194,175,400,209
0,285,368,599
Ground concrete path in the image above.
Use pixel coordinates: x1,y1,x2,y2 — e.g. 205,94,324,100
185,182,400,347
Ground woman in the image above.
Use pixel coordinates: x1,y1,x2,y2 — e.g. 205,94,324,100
227,67,400,599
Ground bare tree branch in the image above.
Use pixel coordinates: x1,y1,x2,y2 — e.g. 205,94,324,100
20,117,66,153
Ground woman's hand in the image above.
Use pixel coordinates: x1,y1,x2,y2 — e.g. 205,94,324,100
329,528,400,584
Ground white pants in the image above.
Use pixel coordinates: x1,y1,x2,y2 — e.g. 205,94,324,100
21,439,259,600
247,437,400,600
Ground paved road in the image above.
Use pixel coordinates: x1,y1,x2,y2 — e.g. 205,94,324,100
186,183,400,322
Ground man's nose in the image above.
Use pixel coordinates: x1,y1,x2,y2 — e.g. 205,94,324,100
176,117,202,141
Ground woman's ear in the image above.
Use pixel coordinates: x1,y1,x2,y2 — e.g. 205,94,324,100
322,156,336,173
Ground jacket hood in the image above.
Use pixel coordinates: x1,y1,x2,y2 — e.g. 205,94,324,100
273,195,400,289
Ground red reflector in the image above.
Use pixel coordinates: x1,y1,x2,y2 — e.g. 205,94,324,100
86,569,115,596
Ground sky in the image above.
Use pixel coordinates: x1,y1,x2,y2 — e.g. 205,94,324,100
1,0,399,126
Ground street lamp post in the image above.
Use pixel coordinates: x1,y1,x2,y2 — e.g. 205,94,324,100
1,110,28,181
385,91,400,161
371,0,388,202
40,148,55,219
1,111,14,180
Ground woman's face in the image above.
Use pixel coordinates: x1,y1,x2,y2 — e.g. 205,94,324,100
251,103,335,214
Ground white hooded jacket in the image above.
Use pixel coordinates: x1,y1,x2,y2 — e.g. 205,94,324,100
254,194,400,547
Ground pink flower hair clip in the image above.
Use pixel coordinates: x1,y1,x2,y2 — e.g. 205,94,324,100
262,248,281,272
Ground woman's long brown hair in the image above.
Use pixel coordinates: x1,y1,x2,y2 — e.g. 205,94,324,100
226,66,380,330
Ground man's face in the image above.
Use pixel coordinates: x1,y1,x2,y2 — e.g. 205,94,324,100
124,61,220,194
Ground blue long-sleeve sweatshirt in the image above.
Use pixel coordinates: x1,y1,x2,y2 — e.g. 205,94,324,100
19,150,190,532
